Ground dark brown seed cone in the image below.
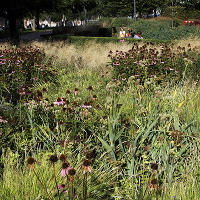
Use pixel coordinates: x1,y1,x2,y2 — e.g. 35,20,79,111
151,179,158,185
49,154,58,163
83,159,91,167
87,86,93,91
27,157,35,165
74,88,79,91
151,163,158,171
62,162,70,169
59,154,66,162
66,90,71,94
68,168,76,176
86,151,94,160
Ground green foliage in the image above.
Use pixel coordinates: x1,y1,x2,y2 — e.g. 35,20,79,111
0,41,200,199
0,148,118,200
99,17,200,40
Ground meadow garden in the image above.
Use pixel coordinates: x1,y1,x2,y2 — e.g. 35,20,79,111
0,18,200,200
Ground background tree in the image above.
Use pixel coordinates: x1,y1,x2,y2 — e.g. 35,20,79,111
0,0,70,43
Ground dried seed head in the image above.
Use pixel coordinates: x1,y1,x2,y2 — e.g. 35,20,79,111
74,88,79,92
57,97,62,102
37,90,43,97
92,94,97,99
151,163,158,171
73,101,78,106
83,160,91,167
42,88,47,93
49,154,58,163
59,140,66,147
86,151,94,160
87,86,93,91
151,179,158,185
62,162,70,169
27,157,35,165
66,90,71,94
68,168,76,176
144,145,150,151
59,154,66,162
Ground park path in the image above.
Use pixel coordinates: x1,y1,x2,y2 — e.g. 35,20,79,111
0,30,52,43
20,30,52,41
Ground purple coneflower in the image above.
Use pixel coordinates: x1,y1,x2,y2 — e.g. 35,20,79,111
53,98,65,105
61,162,71,177
82,160,92,174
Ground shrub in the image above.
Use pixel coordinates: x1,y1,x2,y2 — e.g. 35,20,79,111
52,24,104,37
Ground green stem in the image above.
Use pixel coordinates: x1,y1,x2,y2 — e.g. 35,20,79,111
53,164,61,200
32,166,53,200
83,173,85,200
143,170,154,200
85,172,87,200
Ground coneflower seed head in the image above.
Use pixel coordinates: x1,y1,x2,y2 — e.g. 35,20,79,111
49,154,58,163
27,157,35,165
151,179,158,185
151,163,158,171
59,154,66,162
62,162,70,169
83,159,91,167
68,168,76,176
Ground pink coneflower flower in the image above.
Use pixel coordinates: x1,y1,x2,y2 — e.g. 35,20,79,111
74,88,80,96
61,162,70,177
82,160,92,174
169,67,174,71
151,74,154,77
82,101,92,108
58,184,68,193
120,39,125,42
33,77,38,81
58,184,66,190
0,116,8,123
113,62,120,66
175,70,179,73
82,105,92,108
53,98,65,105
122,78,126,81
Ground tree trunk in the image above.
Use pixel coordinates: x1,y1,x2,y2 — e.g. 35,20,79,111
84,6,87,25
8,13,19,45
31,16,36,32
35,10,40,29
